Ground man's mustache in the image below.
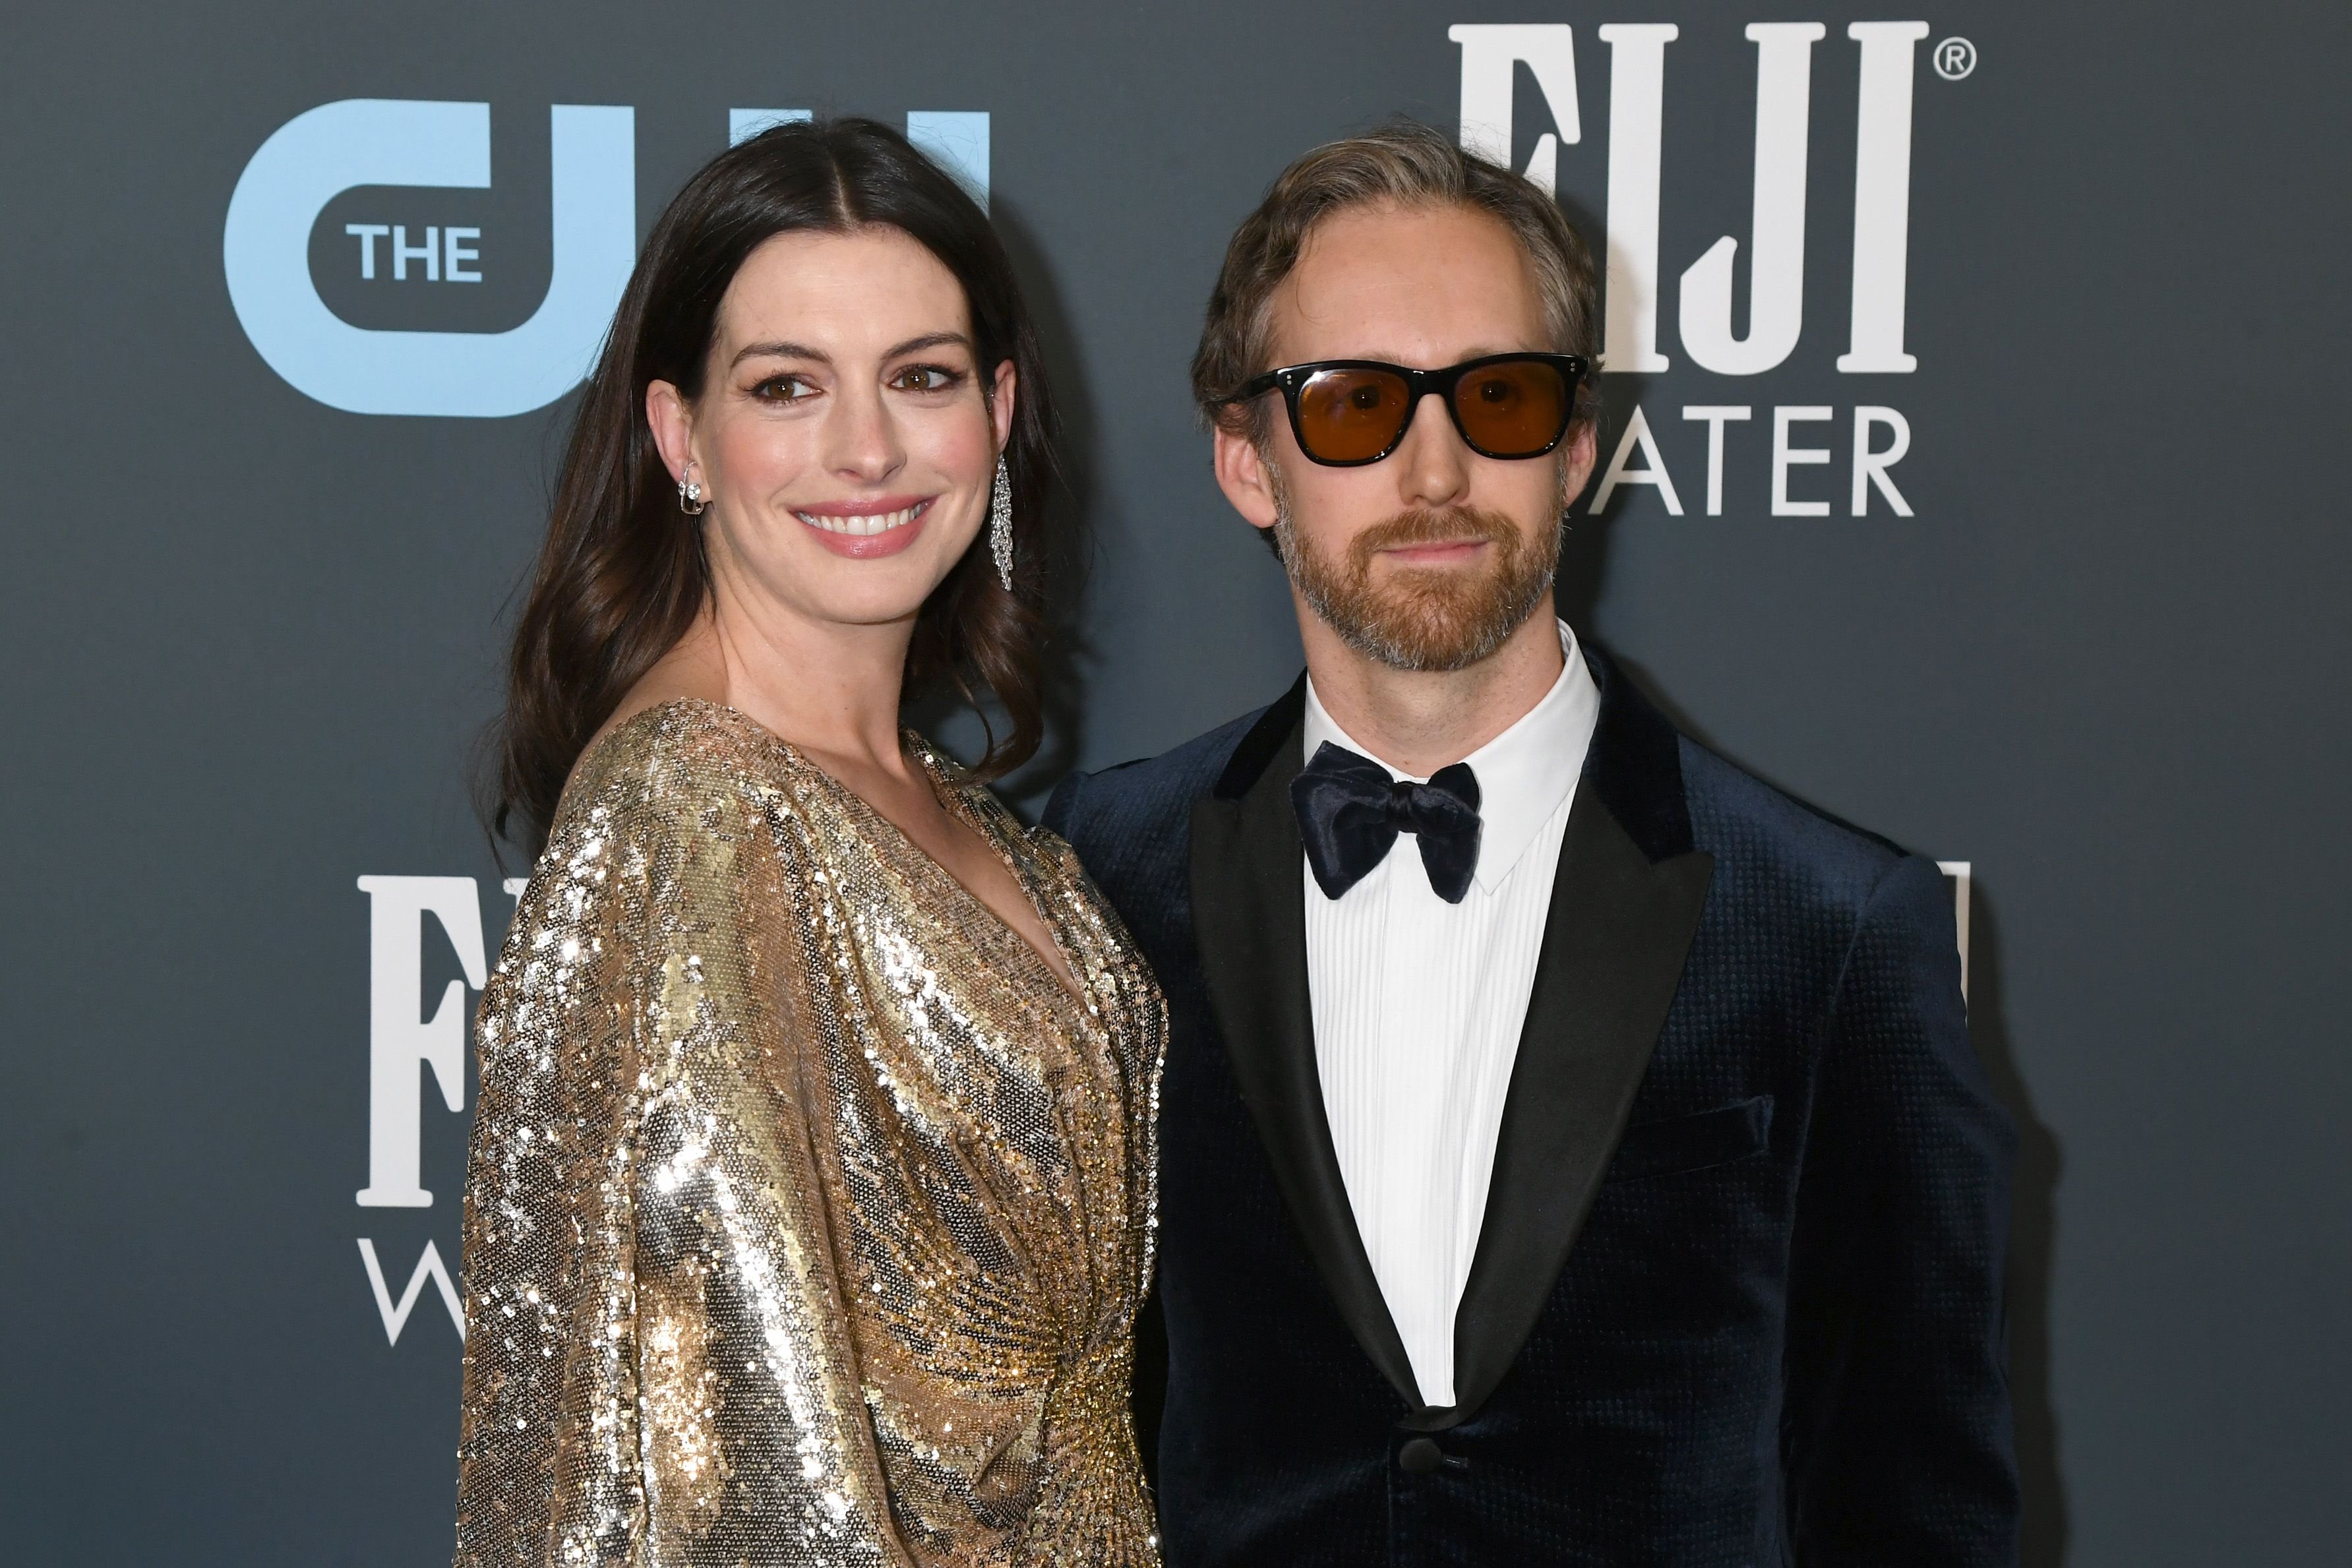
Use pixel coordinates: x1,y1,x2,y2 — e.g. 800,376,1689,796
1350,507,1519,562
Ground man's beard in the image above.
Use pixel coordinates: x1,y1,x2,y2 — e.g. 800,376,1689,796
1272,475,1563,674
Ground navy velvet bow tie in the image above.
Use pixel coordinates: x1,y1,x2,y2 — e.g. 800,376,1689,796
1291,742,1484,903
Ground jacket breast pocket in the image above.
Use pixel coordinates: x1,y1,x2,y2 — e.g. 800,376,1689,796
1605,1095,1774,1182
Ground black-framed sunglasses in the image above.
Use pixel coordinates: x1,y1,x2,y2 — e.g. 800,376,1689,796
1228,352,1590,467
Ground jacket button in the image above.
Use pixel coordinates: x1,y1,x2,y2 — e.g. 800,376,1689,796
1397,1437,1445,1474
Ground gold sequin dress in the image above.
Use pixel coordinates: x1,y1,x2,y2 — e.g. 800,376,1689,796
453,700,1165,1567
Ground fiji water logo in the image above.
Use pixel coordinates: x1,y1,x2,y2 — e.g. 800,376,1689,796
1450,21,1972,516
1450,21,1938,378
223,102,989,419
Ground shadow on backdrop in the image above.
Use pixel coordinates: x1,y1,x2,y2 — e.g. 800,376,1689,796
1964,887,2069,1565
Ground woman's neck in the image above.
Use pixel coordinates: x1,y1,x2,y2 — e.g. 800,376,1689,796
624,589,919,783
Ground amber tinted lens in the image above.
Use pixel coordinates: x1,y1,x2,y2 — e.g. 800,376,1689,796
1294,367,1413,462
1452,358,1571,456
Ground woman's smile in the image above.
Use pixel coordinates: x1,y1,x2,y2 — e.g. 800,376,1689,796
791,494,935,556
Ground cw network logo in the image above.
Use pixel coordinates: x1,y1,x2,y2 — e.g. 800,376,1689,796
223,103,988,419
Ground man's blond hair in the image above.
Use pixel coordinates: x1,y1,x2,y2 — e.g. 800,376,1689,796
1191,119,1601,446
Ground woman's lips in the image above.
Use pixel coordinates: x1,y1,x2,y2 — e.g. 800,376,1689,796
793,497,932,558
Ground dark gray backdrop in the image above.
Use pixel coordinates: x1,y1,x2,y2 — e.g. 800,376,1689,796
5,3,2345,1563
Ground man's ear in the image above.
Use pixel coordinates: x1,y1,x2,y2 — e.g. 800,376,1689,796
1559,419,1599,507
1212,424,1282,535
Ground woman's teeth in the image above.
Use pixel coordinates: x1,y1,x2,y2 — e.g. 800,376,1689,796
795,501,928,536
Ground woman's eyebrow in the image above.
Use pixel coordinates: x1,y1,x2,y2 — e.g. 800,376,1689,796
729,332,972,370
882,332,973,359
731,340,829,368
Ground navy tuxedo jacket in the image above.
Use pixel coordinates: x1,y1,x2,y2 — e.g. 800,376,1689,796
1044,648,2018,1568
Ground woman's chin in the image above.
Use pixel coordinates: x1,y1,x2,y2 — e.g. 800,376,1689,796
783,555,972,628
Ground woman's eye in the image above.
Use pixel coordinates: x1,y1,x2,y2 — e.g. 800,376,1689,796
891,365,963,392
753,375,816,402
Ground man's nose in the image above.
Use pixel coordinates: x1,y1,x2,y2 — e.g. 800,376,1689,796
1393,392,1472,510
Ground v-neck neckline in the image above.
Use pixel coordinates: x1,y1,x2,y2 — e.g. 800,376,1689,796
630,698,1092,1013
851,738,1094,1015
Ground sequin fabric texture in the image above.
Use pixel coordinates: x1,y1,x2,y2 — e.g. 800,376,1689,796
454,702,1166,1567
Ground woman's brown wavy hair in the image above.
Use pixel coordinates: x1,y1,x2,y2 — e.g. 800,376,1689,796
489,116,1060,852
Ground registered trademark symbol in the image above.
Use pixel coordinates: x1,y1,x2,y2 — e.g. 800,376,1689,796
1933,37,1977,80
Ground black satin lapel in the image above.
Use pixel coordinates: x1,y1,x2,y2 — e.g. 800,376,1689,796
1428,806,1712,1428
1189,684,1422,1409
1430,657,1716,1430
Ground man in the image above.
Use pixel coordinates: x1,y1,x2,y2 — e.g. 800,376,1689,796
1047,123,2018,1566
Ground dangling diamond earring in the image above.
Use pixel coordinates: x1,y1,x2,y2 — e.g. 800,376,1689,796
677,461,708,516
988,454,1014,591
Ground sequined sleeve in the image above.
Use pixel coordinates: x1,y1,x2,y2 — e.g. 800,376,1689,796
454,724,911,1566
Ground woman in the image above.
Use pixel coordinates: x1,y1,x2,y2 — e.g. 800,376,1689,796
454,119,1164,1567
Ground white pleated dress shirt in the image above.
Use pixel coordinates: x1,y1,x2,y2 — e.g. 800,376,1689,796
1301,621,1600,1407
